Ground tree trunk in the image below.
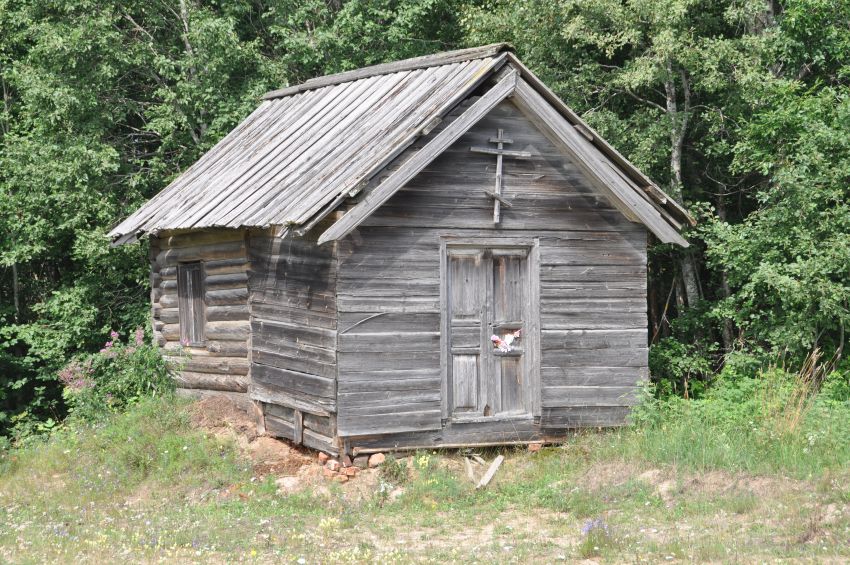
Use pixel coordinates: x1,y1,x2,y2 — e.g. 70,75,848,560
178,0,208,144
648,264,660,341
664,61,700,308
12,262,20,322
715,191,735,352
680,255,700,308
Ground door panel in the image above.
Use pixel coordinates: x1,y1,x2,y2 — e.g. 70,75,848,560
452,355,479,411
447,245,532,420
448,252,485,415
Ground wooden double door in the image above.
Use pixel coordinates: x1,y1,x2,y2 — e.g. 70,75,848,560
445,242,539,421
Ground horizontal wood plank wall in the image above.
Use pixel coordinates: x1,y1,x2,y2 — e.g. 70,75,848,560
247,229,338,453
337,99,648,443
150,229,251,406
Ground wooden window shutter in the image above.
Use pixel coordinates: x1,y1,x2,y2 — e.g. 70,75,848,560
177,262,205,345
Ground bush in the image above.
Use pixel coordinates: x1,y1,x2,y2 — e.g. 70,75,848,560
649,337,718,399
57,328,174,423
625,350,850,477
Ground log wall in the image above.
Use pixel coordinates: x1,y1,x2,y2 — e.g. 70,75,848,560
337,99,648,447
247,229,339,454
150,229,251,408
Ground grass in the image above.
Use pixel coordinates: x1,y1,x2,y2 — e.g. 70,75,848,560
0,392,849,563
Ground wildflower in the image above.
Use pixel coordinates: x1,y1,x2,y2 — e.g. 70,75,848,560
110,330,120,340
134,327,145,346
57,360,94,390
581,518,609,536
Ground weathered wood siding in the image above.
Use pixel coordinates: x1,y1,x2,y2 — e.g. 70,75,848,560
150,230,251,408
336,99,648,443
247,229,339,454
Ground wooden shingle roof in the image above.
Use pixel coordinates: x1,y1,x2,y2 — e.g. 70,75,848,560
109,44,693,246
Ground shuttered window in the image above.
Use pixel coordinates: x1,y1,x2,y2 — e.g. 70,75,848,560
177,262,205,345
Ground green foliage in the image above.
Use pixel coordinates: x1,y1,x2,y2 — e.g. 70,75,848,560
379,454,410,485
649,337,717,398
56,328,174,427
0,0,848,431
0,395,244,494
0,0,465,435
624,357,850,477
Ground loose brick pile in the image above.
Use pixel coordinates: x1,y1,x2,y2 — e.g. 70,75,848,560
319,452,386,483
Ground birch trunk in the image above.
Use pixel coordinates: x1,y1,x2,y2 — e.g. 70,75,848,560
664,60,700,308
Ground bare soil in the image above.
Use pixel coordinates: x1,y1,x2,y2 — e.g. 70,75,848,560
186,397,381,498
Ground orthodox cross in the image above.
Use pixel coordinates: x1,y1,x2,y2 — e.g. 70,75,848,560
470,129,531,223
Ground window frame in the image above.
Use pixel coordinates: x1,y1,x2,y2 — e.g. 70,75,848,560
177,261,206,347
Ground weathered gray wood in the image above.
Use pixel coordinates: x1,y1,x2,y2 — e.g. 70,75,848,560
252,348,335,380
541,406,632,428
338,332,439,353
252,401,266,435
165,355,249,376
338,409,443,437
263,44,508,99
128,47,688,452
511,78,687,246
504,52,693,227
203,321,250,341
177,262,205,346
164,229,246,248
476,455,504,489
318,70,519,244
293,409,304,445
464,457,475,483
543,347,648,368
252,319,337,350
205,288,249,306
162,272,248,291
252,363,335,399
543,386,639,407
279,61,501,226
264,413,339,455
542,366,649,387
174,371,248,393
156,241,246,267
249,383,334,417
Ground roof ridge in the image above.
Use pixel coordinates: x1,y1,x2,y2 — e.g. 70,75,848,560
262,43,512,100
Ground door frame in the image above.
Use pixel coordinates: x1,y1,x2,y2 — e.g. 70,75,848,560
439,236,541,424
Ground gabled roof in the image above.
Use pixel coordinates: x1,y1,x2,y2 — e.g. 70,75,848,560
109,44,693,247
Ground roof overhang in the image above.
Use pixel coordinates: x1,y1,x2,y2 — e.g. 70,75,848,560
108,44,692,247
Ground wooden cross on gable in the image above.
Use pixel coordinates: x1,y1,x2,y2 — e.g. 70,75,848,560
470,129,531,223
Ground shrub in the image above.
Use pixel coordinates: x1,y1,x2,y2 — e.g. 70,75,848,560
649,337,718,399
623,349,850,476
379,454,410,485
57,328,174,423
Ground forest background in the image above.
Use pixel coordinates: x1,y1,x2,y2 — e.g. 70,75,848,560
1,0,848,437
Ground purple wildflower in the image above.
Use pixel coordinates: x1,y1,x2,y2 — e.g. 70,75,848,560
57,360,94,390
581,518,609,536
134,327,145,346
110,330,119,340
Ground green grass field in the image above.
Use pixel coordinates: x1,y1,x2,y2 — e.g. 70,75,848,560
1,396,848,563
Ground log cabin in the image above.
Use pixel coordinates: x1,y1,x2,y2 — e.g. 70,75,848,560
109,44,693,455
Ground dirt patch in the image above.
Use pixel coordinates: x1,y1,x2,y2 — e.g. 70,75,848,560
187,397,314,477
185,396,387,499
187,395,258,440
579,460,643,491
573,459,812,510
